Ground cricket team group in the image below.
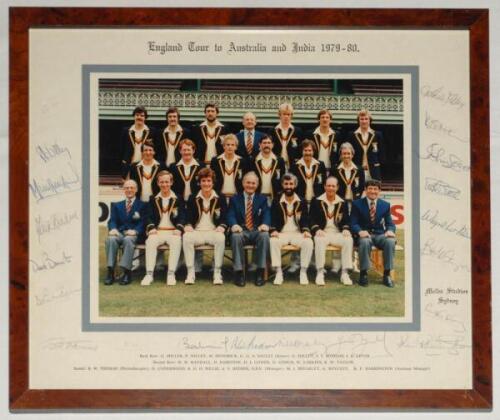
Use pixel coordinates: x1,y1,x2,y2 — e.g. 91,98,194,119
104,103,397,289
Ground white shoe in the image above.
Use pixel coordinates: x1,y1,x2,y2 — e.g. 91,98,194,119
315,270,325,286
273,269,284,285
299,269,309,285
141,274,153,286
166,272,176,286
185,269,195,285
213,269,223,285
340,272,353,286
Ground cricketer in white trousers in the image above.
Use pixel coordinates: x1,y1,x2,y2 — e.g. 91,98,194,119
314,230,353,270
145,229,182,273
183,230,226,269
270,232,314,268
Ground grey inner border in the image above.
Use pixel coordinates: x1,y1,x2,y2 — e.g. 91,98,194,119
82,65,419,332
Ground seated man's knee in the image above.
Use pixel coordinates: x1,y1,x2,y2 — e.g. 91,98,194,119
231,232,243,244
359,237,371,248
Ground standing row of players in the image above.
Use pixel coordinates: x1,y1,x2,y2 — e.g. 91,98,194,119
121,103,384,205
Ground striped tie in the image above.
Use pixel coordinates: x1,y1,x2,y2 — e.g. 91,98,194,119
246,131,253,155
126,199,132,214
245,195,254,230
369,200,376,224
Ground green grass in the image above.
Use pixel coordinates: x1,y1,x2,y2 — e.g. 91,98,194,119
98,226,405,318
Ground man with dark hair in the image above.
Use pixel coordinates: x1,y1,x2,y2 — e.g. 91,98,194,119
227,171,271,287
120,106,154,179
308,109,339,174
270,173,313,285
346,109,383,181
210,133,247,203
192,103,228,165
129,140,164,202
156,106,190,167
310,176,353,286
141,171,185,287
168,139,202,202
269,103,303,169
236,112,267,159
104,179,147,286
249,135,286,203
350,180,396,287
183,168,227,285
290,139,327,204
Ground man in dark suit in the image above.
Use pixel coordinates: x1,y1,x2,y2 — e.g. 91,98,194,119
191,103,228,166
227,171,271,287
269,102,303,169
236,112,267,159
346,109,383,181
156,106,191,167
120,106,155,179
350,180,396,287
104,179,147,285
129,139,164,202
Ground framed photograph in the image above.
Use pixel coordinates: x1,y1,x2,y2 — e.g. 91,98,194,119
10,7,491,410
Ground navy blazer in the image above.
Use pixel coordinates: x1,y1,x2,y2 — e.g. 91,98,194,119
120,126,155,179
129,161,166,201
191,123,228,165
227,193,271,229
346,129,384,181
350,197,395,236
236,129,267,159
145,193,186,233
269,125,304,167
108,199,147,236
154,125,191,165
185,193,228,230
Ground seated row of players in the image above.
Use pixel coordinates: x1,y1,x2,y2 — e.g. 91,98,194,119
121,103,383,182
127,135,365,206
105,169,396,289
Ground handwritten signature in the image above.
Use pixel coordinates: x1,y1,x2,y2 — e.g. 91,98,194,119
421,209,470,239
30,251,73,272
419,143,469,172
29,161,81,202
35,143,72,163
424,112,467,143
35,211,79,243
420,85,465,109
424,177,461,200
182,334,393,358
34,286,80,306
421,238,470,273
42,338,98,351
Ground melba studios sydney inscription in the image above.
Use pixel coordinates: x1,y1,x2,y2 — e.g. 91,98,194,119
147,41,360,55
